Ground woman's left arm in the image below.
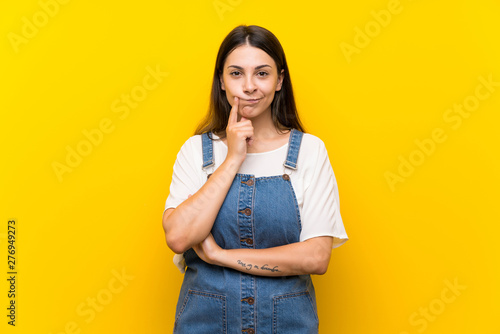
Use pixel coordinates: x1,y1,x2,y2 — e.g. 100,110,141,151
193,234,333,277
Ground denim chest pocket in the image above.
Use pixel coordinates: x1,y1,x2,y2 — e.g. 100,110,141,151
273,291,319,334
174,290,227,334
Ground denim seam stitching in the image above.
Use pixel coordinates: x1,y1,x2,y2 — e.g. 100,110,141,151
285,176,302,234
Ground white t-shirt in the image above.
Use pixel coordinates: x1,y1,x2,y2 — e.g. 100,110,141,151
164,132,349,272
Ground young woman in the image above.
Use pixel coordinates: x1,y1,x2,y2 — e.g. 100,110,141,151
162,24,349,333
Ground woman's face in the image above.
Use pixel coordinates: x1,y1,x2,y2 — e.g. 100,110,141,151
220,44,284,120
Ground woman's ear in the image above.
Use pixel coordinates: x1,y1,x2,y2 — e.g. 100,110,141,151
276,69,285,91
220,74,225,91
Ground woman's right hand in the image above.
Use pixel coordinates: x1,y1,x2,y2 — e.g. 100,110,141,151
163,97,253,254
225,96,254,166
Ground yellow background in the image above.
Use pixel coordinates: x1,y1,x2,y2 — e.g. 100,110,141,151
1,0,499,333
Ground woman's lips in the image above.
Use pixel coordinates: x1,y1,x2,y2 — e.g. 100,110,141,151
243,98,261,104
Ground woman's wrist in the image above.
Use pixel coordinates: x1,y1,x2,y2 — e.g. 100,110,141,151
212,248,227,267
221,155,243,175
203,241,226,267
194,233,228,267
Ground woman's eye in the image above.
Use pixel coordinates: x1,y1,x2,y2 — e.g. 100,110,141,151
230,71,241,76
257,71,269,77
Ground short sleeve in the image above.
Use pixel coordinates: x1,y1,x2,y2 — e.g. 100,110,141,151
299,138,349,248
164,136,203,214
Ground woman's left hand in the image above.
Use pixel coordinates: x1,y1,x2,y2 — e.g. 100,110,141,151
193,233,223,265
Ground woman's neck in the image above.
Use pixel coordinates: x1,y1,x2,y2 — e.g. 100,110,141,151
218,109,291,153
238,107,285,140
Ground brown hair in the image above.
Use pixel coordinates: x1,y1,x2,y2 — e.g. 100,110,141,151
194,25,306,138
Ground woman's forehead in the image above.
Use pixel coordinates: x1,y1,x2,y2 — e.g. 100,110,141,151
224,45,276,69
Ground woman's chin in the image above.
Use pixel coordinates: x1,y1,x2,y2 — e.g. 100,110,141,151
239,107,257,118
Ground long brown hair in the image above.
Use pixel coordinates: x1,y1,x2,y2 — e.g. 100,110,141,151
194,25,306,139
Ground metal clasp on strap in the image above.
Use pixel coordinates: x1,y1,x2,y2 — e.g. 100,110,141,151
282,164,293,180
283,161,298,170
202,162,214,179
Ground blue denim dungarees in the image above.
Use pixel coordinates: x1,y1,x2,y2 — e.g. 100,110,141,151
173,129,319,334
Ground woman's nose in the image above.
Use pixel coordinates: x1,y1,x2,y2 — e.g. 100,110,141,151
243,76,257,93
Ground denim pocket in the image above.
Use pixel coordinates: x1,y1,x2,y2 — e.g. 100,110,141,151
174,289,227,334
273,291,319,334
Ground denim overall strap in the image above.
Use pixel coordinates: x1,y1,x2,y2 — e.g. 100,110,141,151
283,128,304,170
201,132,215,170
201,132,215,169
202,129,303,171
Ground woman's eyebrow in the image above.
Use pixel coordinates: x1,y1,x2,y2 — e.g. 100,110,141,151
227,64,272,70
